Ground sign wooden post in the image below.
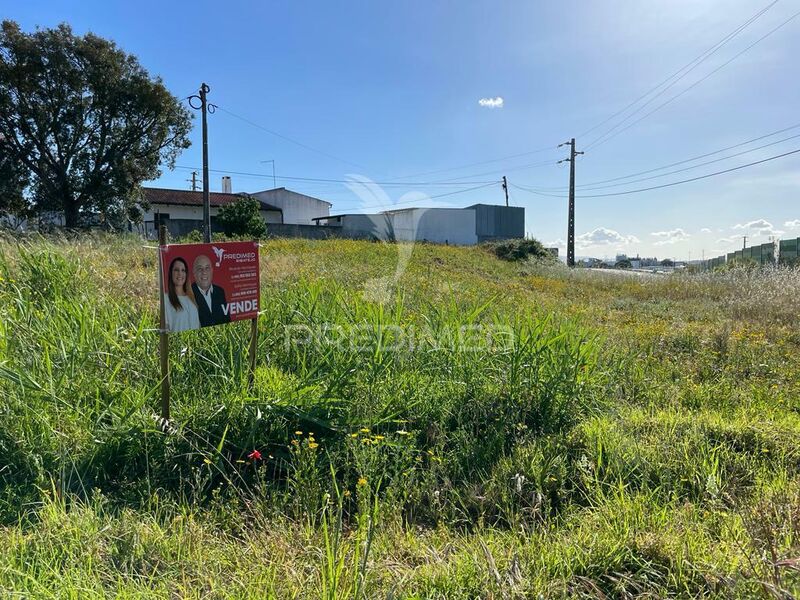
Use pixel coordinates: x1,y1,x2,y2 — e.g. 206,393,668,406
158,225,171,419
248,316,258,389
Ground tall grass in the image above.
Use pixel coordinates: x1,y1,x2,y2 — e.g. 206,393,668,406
1,234,799,597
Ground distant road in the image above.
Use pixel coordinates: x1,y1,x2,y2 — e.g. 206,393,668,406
588,268,660,278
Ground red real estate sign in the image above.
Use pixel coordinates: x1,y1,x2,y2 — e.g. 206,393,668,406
159,241,260,332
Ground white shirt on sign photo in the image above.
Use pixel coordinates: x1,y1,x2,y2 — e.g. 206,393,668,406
164,294,200,332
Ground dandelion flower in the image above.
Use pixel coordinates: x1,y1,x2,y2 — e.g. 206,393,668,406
308,442,319,449
360,428,370,433
358,477,367,486
349,433,359,438
294,430,303,435
373,435,385,441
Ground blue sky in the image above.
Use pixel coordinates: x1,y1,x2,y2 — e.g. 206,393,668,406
6,0,800,259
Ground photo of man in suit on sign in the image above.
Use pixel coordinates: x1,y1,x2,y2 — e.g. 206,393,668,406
191,254,231,327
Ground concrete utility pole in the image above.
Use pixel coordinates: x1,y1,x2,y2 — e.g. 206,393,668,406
188,83,216,243
742,235,748,249
558,138,583,267
502,176,509,207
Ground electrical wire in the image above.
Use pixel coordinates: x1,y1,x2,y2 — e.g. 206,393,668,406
586,7,800,150
426,158,558,182
172,165,497,187
384,145,559,181
522,122,800,192
581,1,779,145
214,106,372,171
331,181,499,212
577,147,800,197
574,131,800,191
510,146,800,199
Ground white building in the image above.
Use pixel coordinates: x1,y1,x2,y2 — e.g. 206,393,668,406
313,204,524,246
250,187,331,225
140,187,282,237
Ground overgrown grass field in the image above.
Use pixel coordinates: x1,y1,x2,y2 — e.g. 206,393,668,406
1,234,799,598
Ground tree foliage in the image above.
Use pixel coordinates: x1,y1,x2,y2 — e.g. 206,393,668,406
486,238,555,262
0,21,192,227
217,196,268,239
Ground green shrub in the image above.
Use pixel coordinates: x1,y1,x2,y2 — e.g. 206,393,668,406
216,196,268,239
485,238,555,262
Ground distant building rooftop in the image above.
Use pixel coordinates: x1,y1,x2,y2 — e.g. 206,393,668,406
143,187,281,212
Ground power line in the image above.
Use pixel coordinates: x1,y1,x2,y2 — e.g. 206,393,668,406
576,147,800,197
522,122,800,192
510,146,800,199
172,165,497,186
332,181,500,212
586,7,800,151
214,105,372,171
385,144,559,181
426,158,557,182
509,183,565,198
575,131,800,191
580,0,779,144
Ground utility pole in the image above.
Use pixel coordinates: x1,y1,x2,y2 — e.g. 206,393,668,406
558,138,583,267
188,83,217,243
502,176,509,207
187,171,199,192
742,235,748,249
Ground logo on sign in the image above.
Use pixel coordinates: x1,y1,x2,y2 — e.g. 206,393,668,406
212,245,225,267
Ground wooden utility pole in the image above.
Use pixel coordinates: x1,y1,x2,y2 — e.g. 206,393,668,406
559,138,583,267
158,225,170,419
199,83,211,243
502,176,509,207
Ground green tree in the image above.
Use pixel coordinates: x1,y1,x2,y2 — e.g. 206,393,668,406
217,196,268,239
0,141,31,227
0,21,192,228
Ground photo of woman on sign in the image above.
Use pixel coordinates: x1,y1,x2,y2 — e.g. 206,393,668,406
164,257,200,332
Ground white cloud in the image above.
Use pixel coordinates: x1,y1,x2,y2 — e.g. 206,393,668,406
732,219,783,237
700,228,712,233
478,96,504,109
785,219,800,229
576,227,639,249
650,228,690,245
716,237,735,244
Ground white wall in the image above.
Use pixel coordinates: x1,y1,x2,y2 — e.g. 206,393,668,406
339,208,478,245
142,205,281,223
389,208,477,245
251,189,330,225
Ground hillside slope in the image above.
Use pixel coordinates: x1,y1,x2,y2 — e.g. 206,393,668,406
1,235,799,598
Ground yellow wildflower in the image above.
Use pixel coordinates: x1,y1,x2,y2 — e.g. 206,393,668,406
358,477,367,486
308,442,319,449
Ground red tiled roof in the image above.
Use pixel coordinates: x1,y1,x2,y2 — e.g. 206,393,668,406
142,187,281,212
